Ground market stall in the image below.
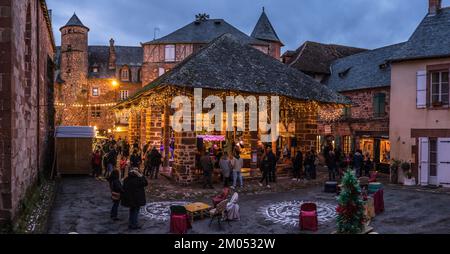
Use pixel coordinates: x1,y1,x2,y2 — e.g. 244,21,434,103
55,126,95,175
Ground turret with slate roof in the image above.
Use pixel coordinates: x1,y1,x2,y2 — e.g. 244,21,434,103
251,7,284,59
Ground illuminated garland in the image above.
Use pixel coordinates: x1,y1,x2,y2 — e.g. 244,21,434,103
113,86,346,124
55,102,117,108
318,104,345,123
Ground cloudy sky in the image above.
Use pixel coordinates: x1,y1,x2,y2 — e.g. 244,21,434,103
47,0,450,51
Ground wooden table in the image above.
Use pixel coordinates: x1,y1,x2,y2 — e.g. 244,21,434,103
184,203,212,224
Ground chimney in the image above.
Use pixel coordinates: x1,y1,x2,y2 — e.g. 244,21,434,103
429,0,442,15
109,38,116,70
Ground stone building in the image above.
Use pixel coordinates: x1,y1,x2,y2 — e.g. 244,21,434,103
321,43,404,171
55,10,282,137
282,41,366,83
0,0,56,225
115,34,346,185
54,14,143,137
141,9,283,86
389,0,450,186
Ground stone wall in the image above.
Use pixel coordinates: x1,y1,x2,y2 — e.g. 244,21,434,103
318,87,390,150
0,0,55,224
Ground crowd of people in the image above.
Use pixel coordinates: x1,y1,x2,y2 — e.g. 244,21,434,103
92,137,165,181
92,136,165,230
322,144,374,182
99,135,375,230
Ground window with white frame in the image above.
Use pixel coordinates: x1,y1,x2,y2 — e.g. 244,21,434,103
121,67,130,81
120,90,129,100
430,71,449,106
165,44,175,62
92,87,100,97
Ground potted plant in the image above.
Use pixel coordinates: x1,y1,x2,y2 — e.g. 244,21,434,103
390,160,401,184
401,162,415,186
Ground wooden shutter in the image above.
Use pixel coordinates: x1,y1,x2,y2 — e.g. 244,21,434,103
373,93,385,117
438,138,450,186
417,71,427,109
419,137,429,186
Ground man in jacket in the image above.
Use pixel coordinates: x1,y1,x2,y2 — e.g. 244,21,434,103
267,148,277,183
293,150,303,181
150,147,162,179
353,149,364,177
200,150,214,189
122,168,148,230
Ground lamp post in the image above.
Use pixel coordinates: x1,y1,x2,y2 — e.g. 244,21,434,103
111,79,119,101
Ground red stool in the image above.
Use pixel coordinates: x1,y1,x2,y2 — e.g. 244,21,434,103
170,213,192,234
373,189,384,215
299,203,318,231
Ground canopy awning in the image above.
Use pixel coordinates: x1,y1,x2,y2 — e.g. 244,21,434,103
56,126,95,138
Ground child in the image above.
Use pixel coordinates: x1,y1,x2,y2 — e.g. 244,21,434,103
119,155,129,180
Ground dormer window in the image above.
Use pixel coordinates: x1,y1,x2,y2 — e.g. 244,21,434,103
338,68,351,78
121,67,130,81
379,63,389,70
165,45,175,62
92,67,99,73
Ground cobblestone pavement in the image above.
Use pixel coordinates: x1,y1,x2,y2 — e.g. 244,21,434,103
47,173,450,234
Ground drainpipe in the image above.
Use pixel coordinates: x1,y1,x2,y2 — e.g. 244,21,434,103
36,0,41,185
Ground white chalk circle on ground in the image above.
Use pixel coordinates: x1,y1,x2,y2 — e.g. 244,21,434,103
141,201,189,221
260,201,337,227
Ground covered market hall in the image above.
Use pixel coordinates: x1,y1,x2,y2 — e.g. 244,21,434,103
113,34,347,185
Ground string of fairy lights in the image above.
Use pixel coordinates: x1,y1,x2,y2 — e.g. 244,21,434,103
55,102,117,108
111,86,346,123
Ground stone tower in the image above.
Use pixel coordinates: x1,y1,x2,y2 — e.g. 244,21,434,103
58,13,90,125
251,8,284,60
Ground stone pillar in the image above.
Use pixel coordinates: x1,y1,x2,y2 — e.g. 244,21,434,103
173,130,197,186
295,110,319,153
128,110,139,143
146,106,162,147
250,131,259,176
140,109,147,146
163,105,170,167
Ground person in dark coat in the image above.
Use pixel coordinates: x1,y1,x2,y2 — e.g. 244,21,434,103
267,148,277,183
293,150,303,181
130,149,142,169
123,141,130,158
200,150,214,189
327,151,337,181
121,168,148,230
353,149,364,177
150,147,162,179
259,147,272,188
108,170,124,221
105,145,117,178
91,147,102,179
363,153,373,177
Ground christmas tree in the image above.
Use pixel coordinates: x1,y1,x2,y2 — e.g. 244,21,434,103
336,170,365,234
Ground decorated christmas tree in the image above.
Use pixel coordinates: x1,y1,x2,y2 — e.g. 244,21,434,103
336,170,365,234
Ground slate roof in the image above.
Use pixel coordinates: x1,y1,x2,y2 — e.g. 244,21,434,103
55,45,143,80
326,43,406,92
287,41,367,75
390,7,450,62
143,19,268,46
61,13,89,30
120,34,348,106
251,10,283,45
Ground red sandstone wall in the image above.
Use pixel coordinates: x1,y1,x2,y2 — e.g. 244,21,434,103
0,0,55,223
318,87,390,142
